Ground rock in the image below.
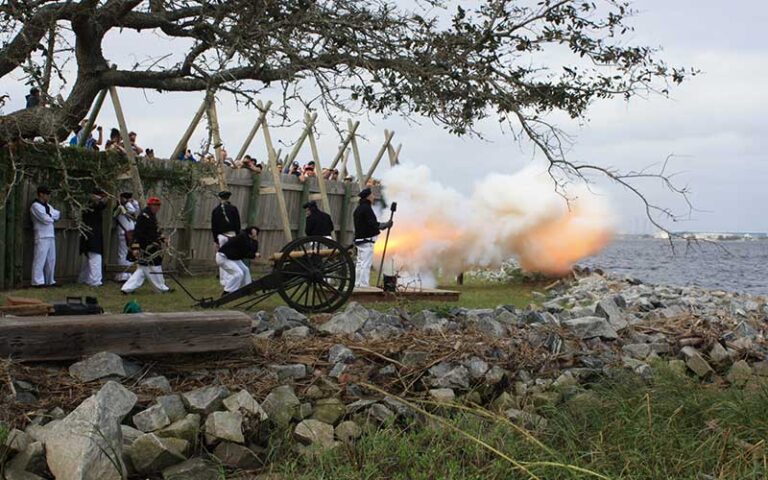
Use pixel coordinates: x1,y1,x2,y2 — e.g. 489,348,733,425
428,363,470,389
726,360,753,386
204,411,244,445
563,317,618,340
311,398,346,425
121,425,143,446
505,408,548,430
367,404,395,424
335,421,362,443
223,390,268,421
595,297,629,330
299,402,314,419
262,385,301,427
491,392,519,412
139,376,172,394
476,317,507,337
270,306,309,332
734,321,759,339
45,381,137,480
256,329,276,339
162,458,219,480
213,441,261,469
681,346,714,377
622,344,651,360
68,352,134,382
283,326,311,338
3,471,46,480
709,343,730,365
269,364,308,382
346,399,378,414
127,434,187,474
329,344,356,364
319,302,370,334
294,420,337,452
156,414,201,444
466,357,489,380
4,429,31,452
410,310,445,330
181,386,230,414
485,366,507,385
400,350,429,367
668,359,688,376
6,441,46,476
133,404,171,432
155,395,187,423
359,312,406,339
428,388,455,403
753,361,768,377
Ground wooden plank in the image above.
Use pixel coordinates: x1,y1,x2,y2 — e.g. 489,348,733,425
297,180,310,237
78,89,107,147
337,182,352,245
109,87,145,203
387,142,402,167
247,172,261,226
284,112,317,167
206,95,228,193
364,130,395,185
348,119,365,188
0,311,252,361
170,96,208,161
259,100,292,242
235,101,272,161
351,287,460,303
328,121,360,171
305,112,332,233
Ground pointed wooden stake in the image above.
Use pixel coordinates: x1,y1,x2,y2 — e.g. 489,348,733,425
108,87,145,203
364,130,395,185
171,96,208,161
235,100,273,161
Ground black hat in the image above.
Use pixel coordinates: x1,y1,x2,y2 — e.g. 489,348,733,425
302,201,317,209
358,187,372,198
119,192,133,199
218,191,232,199
37,186,51,195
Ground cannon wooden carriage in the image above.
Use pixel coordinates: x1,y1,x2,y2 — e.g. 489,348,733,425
171,236,356,314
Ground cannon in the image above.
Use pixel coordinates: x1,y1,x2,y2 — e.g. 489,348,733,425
171,236,356,314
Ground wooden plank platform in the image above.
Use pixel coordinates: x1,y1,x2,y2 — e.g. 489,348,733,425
351,286,460,303
0,311,252,361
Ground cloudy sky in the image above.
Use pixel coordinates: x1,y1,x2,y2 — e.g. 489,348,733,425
1,0,766,234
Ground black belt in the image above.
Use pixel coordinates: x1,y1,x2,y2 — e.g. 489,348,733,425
354,238,376,245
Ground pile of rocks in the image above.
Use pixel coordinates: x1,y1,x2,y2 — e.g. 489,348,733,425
3,272,767,479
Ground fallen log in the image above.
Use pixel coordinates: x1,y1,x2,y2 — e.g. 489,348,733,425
0,311,252,361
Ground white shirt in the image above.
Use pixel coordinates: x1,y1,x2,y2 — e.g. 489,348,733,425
116,199,140,232
30,201,61,239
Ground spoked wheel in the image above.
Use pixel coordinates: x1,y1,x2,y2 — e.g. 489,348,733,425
275,236,356,313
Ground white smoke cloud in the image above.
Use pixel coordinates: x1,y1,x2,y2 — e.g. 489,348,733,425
375,164,615,284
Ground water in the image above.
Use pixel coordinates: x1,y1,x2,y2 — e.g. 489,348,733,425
582,237,768,296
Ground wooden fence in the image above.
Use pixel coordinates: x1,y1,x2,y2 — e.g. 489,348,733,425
0,161,370,288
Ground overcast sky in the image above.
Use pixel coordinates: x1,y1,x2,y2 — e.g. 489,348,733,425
1,0,766,234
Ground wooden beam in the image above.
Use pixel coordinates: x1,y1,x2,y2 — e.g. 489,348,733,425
205,95,228,193
108,87,145,203
78,89,107,148
338,182,352,245
235,101,272,161
305,112,333,231
340,148,350,179
347,119,365,188
364,130,395,185
0,311,252,361
170,96,208,161
259,101,292,241
387,142,402,167
328,121,360,170
297,180,310,237
284,112,318,167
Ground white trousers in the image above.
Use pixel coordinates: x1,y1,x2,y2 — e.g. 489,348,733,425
114,231,132,281
355,242,375,287
216,253,251,293
31,237,56,286
121,265,170,293
78,252,103,287
217,234,233,288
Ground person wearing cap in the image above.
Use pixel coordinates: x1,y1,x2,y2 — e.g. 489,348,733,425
26,88,41,108
78,188,109,287
211,190,242,288
113,192,140,281
121,196,171,294
353,187,392,287
303,201,334,238
29,186,61,287
217,226,260,294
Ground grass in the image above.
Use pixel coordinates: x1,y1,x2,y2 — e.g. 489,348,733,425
260,366,768,480
2,275,539,314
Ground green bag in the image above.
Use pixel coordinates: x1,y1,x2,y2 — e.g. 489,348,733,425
122,300,142,314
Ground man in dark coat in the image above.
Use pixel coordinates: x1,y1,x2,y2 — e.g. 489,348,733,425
212,190,241,288
353,187,392,287
303,201,334,237
78,188,108,287
121,197,171,293
216,226,260,293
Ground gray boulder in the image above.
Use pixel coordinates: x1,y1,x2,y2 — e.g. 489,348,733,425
45,381,137,480
6,441,46,476
466,357,489,380
270,306,309,332
162,458,219,480
204,411,244,445
283,326,311,338
563,317,618,340
476,317,507,337
294,420,337,452
181,386,230,414
213,442,261,469
319,302,370,334
335,421,362,443
681,346,714,377
367,404,396,425
156,395,187,423
261,385,301,427
328,344,356,364
595,297,630,330
133,404,171,432
428,388,455,403
127,434,187,474
139,376,172,394
428,363,470,389
311,398,346,425
68,352,136,382
156,414,201,444
269,364,308,382
223,390,268,420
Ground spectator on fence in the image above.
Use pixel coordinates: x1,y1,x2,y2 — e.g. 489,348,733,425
105,128,126,153
300,164,316,182
178,148,197,162
275,161,284,173
321,168,332,179
216,226,260,294
145,148,156,160
25,88,41,108
113,192,139,281
202,153,216,164
121,196,172,294
70,120,103,150
254,163,264,174
240,155,260,173
288,161,301,177
343,175,354,183
78,188,109,287
330,169,340,181
30,186,61,288
128,131,144,156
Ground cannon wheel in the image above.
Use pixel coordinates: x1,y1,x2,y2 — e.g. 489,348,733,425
275,236,356,313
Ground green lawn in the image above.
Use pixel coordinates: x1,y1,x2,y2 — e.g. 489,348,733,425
2,275,540,315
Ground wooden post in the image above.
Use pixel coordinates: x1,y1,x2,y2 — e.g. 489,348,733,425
338,182,352,245
297,180,310,237
328,121,360,171
170,96,208,161
78,89,107,148
364,130,395,185
347,119,365,188
180,189,197,269
387,143,402,167
247,173,261,226
235,101,272,162
259,101,292,242
205,95,228,193
284,112,318,168
305,112,332,226
0,169,6,290
340,148,350,179
108,87,145,203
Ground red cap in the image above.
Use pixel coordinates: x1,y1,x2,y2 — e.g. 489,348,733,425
147,197,161,206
